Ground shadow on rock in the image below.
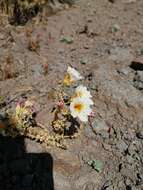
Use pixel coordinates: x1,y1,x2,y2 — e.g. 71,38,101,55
0,134,54,190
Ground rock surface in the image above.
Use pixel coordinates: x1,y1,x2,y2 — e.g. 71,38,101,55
0,0,143,190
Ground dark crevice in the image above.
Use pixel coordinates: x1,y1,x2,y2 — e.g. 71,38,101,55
118,163,122,172
126,185,132,190
130,62,143,71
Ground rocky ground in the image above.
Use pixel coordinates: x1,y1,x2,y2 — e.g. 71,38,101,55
0,0,143,189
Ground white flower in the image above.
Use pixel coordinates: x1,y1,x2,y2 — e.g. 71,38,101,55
73,85,94,106
63,66,83,85
75,85,92,99
67,66,83,81
70,98,92,122
84,98,94,106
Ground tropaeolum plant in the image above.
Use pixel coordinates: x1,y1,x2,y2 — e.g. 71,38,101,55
52,66,94,137
0,66,94,148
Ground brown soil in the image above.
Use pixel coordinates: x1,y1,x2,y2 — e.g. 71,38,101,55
0,0,143,190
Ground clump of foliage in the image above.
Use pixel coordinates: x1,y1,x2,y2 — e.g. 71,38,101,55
0,0,75,25
0,66,94,149
0,53,18,81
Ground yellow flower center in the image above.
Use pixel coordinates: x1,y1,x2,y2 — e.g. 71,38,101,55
63,74,73,86
74,103,84,113
76,91,83,98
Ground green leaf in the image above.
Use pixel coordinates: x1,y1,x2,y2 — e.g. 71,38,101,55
87,159,103,172
80,59,87,65
60,37,73,44
0,96,5,106
111,24,120,33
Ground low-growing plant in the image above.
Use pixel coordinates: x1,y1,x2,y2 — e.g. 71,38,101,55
0,53,17,80
28,35,40,53
0,0,75,25
0,66,94,149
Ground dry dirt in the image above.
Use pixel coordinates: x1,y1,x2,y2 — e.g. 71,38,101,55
0,0,143,190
